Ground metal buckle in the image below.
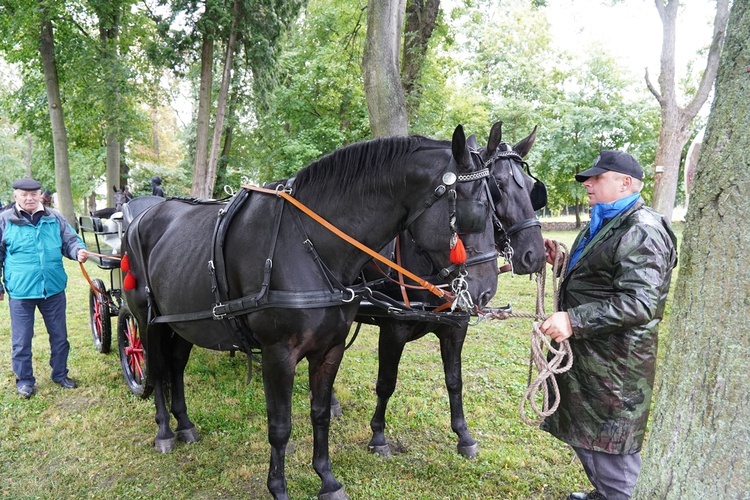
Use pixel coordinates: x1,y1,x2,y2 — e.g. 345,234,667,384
212,303,226,320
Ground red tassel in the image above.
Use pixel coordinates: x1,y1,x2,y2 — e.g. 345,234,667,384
121,253,130,272
123,272,137,290
450,235,466,264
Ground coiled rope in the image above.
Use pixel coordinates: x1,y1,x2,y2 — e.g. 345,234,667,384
477,240,573,425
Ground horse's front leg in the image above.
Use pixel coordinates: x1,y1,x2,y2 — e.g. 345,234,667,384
368,321,407,457
308,343,347,500
438,324,478,458
262,346,297,500
168,334,200,444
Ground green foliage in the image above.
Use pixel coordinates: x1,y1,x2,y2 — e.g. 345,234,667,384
245,0,371,182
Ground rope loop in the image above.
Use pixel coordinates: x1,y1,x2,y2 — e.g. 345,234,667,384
517,239,572,426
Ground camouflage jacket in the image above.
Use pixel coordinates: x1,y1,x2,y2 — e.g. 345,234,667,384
541,198,678,454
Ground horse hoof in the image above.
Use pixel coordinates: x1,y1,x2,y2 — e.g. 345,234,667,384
330,400,343,419
457,442,479,459
368,444,392,457
318,487,348,500
154,437,176,453
176,426,200,444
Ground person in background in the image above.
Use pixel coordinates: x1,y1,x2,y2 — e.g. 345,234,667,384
151,176,164,197
122,185,133,202
0,178,90,399
41,189,52,207
539,151,678,500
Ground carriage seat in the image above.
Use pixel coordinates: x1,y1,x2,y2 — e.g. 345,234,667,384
121,196,166,228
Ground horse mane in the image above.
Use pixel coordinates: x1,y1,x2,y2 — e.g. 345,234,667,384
293,135,447,205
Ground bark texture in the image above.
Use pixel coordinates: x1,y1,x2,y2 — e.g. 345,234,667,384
635,1,750,496
363,0,408,137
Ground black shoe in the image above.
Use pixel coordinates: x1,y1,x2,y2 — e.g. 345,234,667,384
17,385,35,398
568,491,605,500
55,377,77,389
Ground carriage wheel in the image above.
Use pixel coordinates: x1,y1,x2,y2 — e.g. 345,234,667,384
117,305,153,399
88,278,112,353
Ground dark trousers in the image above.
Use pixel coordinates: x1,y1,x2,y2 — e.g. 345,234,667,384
573,446,642,499
9,292,70,387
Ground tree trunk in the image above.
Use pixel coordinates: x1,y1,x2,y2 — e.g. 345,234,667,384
204,0,240,199
402,0,440,119
106,132,120,203
363,0,408,137
635,1,750,496
647,0,729,221
191,30,214,197
96,0,123,208
38,5,75,227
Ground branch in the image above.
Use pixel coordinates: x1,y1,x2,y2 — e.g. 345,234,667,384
684,0,730,117
645,67,662,102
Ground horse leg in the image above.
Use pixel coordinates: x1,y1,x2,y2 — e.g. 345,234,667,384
261,346,297,500
308,343,347,500
437,324,478,458
149,326,177,453
168,335,200,444
368,321,407,457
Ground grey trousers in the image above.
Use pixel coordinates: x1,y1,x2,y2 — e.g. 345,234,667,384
573,446,642,500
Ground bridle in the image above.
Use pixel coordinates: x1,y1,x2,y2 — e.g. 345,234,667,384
479,144,546,274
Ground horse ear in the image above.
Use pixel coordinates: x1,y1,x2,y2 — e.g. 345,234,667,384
486,121,503,155
466,134,478,151
113,185,117,193
451,124,467,164
513,125,538,158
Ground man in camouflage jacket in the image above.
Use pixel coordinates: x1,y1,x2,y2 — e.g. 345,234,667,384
540,151,678,500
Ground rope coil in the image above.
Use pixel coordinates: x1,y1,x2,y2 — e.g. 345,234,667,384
518,240,572,425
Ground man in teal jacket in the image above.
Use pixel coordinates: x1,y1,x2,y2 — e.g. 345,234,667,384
0,178,89,398
540,152,678,500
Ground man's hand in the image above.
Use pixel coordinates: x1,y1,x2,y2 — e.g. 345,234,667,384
0,292,4,301
540,311,573,343
77,249,89,263
544,238,560,266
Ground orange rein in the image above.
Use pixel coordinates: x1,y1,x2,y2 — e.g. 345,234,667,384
243,185,454,303
79,251,121,297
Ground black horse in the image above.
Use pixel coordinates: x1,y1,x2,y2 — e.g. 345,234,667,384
121,125,499,500
355,122,545,459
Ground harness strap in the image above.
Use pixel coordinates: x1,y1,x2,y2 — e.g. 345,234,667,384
244,184,452,301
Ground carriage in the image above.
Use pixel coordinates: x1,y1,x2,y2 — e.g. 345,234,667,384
78,196,165,398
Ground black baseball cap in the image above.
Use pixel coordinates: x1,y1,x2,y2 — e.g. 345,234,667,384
575,151,644,182
12,178,43,191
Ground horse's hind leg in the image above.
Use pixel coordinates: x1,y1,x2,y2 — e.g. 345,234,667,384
438,324,478,458
168,334,199,444
308,343,347,500
148,325,178,453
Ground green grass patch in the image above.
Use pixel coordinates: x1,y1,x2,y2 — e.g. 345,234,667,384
0,227,680,499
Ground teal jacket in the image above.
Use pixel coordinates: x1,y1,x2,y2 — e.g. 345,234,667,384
541,199,678,454
0,204,86,299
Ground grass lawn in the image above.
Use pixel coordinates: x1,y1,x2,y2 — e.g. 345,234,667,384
0,227,680,499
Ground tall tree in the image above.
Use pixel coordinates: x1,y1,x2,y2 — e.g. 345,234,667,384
635,1,750,496
401,0,439,120
38,1,76,226
363,0,408,137
647,0,729,221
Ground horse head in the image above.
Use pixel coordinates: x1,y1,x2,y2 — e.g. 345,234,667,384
399,125,498,308
481,121,546,275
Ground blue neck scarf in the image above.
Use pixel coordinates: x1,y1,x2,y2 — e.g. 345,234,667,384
567,193,640,271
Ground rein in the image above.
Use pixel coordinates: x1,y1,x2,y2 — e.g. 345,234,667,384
80,251,122,297
244,184,454,302
477,240,573,425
